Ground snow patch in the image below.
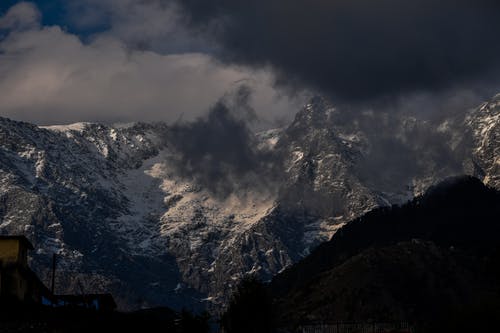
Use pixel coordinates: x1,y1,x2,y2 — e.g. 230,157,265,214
41,123,90,132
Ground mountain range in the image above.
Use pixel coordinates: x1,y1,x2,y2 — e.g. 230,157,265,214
0,93,498,310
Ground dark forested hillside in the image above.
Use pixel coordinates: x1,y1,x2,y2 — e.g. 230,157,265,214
271,176,500,295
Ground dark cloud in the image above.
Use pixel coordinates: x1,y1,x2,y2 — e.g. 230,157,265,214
173,0,500,102
167,86,283,197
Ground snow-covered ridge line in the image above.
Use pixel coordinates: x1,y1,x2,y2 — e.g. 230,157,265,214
40,122,93,132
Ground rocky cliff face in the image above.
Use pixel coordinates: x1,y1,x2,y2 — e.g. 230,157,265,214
0,94,497,310
467,93,500,189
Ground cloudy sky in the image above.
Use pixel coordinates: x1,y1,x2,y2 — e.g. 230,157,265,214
0,0,499,126
0,0,304,126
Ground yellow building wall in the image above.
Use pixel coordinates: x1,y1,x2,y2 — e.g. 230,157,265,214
0,239,20,264
0,239,43,302
0,267,30,301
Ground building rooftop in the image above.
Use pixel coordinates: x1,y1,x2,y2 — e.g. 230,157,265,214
0,235,34,250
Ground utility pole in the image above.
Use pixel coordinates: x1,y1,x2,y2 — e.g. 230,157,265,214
51,253,57,295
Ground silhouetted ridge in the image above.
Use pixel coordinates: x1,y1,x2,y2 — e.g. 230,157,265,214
421,175,494,205
270,176,500,297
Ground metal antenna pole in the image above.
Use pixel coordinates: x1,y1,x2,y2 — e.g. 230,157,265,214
51,253,57,294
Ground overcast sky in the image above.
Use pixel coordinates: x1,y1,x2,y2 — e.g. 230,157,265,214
0,0,499,126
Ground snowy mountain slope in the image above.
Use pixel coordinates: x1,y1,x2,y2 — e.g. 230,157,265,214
0,117,284,309
0,94,498,310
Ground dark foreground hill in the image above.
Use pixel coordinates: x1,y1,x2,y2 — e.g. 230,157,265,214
224,176,500,332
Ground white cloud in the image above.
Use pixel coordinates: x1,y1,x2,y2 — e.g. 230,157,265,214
0,2,40,31
0,2,301,127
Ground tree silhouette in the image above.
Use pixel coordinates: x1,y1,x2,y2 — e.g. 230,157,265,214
221,277,275,333
177,309,210,333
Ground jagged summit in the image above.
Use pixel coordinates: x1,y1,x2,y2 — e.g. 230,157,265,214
289,96,336,130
